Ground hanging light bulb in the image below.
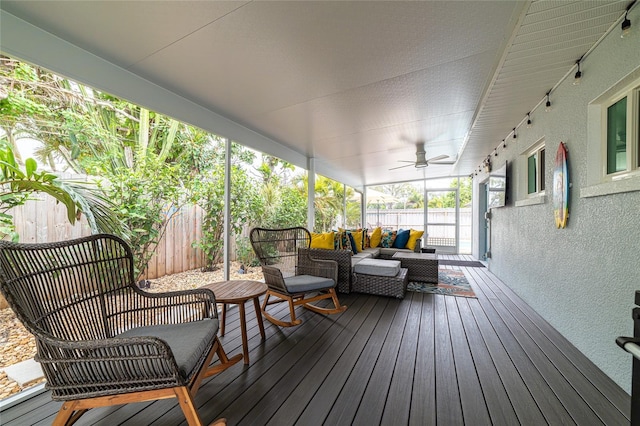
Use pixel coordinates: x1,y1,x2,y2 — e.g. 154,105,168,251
545,91,552,112
502,139,507,149
573,59,582,85
622,16,631,37
527,112,532,128
513,128,517,139
621,2,633,38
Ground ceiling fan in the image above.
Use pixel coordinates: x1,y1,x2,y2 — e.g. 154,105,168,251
389,142,453,170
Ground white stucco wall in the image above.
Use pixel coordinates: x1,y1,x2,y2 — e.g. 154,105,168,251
473,10,640,393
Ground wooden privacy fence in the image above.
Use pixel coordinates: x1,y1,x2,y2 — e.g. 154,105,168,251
9,197,471,281
11,196,206,280
143,205,204,279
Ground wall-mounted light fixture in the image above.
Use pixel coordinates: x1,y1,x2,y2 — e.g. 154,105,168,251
526,112,532,128
512,128,517,139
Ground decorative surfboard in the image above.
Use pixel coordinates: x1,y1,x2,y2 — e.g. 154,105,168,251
553,142,569,228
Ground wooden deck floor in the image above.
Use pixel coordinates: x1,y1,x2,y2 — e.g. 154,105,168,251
0,255,630,425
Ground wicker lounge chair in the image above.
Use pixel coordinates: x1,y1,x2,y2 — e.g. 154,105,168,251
249,227,347,327
0,234,241,426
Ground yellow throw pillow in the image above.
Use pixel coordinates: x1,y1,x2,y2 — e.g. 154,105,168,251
406,229,425,250
311,232,335,250
352,229,364,252
369,227,382,248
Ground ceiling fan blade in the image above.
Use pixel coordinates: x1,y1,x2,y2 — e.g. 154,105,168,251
428,161,456,166
426,154,449,163
389,163,414,170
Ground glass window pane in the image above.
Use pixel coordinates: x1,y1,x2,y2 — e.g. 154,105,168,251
528,154,537,194
366,182,423,229
539,149,545,191
345,185,361,229
607,97,627,174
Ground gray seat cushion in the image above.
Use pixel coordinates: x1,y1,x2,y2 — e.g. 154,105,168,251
351,251,373,267
359,248,381,257
353,258,401,277
118,318,218,377
378,247,413,257
284,274,335,293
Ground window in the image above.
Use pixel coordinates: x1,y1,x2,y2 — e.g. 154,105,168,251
602,83,639,178
527,145,545,195
583,68,640,198
606,97,627,174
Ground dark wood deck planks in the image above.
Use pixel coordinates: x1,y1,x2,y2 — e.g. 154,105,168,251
455,297,520,425
446,296,492,425
473,265,630,419
433,294,464,424
281,296,389,425
1,256,630,426
409,292,436,426
350,293,413,424
380,291,424,425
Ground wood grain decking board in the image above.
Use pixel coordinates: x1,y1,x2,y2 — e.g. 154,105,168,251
1,255,630,425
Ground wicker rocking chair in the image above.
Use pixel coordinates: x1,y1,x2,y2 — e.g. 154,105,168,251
249,227,347,327
0,234,242,426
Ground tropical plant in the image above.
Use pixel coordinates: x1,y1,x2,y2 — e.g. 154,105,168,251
260,184,307,229
235,236,259,267
0,140,119,240
190,141,263,270
427,178,472,208
1,59,197,276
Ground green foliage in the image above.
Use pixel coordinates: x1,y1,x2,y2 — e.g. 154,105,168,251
252,155,306,229
427,178,472,208
103,155,183,277
306,175,352,232
0,141,81,240
190,142,262,270
260,184,306,229
235,236,260,267
0,58,204,275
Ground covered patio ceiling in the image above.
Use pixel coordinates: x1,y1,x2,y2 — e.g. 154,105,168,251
0,1,630,188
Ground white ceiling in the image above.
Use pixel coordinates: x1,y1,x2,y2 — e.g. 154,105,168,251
0,1,630,187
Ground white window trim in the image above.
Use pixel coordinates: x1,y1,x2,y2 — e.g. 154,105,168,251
600,85,639,179
526,143,546,197
515,137,546,207
583,66,640,198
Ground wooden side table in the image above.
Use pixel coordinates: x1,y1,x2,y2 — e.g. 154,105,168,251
200,280,267,365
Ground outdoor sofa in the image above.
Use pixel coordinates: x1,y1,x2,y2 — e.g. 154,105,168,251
299,228,422,293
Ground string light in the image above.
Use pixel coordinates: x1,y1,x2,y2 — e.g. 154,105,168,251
473,45,603,177
573,57,583,85
621,0,635,38
472,6,637,180
545,91,552,112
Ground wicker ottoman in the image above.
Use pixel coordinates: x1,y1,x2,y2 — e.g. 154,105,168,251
392,252,438,283
352,267,409,299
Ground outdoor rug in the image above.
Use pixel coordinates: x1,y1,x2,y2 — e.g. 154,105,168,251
407,267,476,298
437,260,485,268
